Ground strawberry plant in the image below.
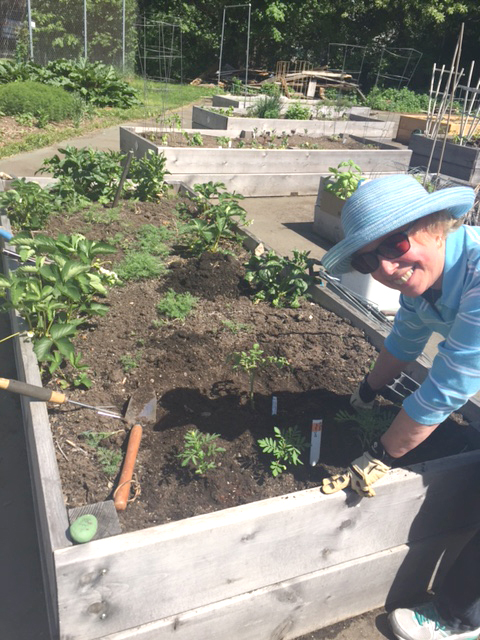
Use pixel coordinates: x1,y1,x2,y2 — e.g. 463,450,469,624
244,249,318,308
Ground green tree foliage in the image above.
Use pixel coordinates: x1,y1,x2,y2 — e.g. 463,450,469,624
138,0,479,90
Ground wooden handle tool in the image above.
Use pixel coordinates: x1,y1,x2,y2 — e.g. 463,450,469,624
114,424,143,511
0,377,66,403
0,377,123,418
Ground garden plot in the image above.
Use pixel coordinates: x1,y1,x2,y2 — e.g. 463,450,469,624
2,182,480,640
409,133,480,183
192,104,397,138
120,125,412,196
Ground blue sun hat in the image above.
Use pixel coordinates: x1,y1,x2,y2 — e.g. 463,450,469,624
321,174,475,276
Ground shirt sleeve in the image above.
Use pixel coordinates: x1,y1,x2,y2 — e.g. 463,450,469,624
403,280,480,425
384,296,433,362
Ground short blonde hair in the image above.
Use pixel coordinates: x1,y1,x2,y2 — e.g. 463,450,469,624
415,210,464,237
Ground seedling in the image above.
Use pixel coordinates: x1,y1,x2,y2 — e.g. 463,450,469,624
258,426,308,477
324,160,363,200
177,429,225,475
335,408,397,449
229,343,289,409
119,351,142,373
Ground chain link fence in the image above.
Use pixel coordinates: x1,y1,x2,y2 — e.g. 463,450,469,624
0,0,138,71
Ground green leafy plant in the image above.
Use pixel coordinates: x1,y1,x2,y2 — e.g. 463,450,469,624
38,146,125,204
0,232,116,377
229,343,289,408
284,102,311,120
156,289,198,321
217,136,231,148
179,184,249,254
244,249,318,308
258,426,307,477
324,160,363,200
184,132,204,146
177,429,225,475
335,408,397,449
129,151,171,202
221,319,254,334
81,430,123,476
0,178,61,230
365,87,430,114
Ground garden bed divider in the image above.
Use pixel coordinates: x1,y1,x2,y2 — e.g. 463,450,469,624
120,126,412,197
2,191,480,639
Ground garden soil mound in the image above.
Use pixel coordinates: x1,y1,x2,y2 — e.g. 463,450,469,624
37,196,475,534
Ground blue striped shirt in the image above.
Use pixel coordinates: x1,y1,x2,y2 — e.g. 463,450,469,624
384,225,480,425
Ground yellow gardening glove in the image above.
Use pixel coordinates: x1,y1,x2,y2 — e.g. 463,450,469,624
322,442,393,497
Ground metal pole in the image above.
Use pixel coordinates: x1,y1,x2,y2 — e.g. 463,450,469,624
122,0,126,71
218,7,226,87
84,0,87,59
244,4,251,107
26,0,33,59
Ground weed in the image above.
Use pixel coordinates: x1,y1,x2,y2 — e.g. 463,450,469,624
156,289,198,321
221,319,253,334
115,251,166,281
81,430,122,476
119,351,142,373
258,426,307,477
177,429,225,475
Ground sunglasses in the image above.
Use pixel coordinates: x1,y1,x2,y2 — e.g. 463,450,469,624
351,225,414,274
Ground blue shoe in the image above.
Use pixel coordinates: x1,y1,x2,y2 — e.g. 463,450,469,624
389,602,480,640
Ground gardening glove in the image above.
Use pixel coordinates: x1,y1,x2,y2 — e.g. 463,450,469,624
350,374,377,410
321,441,394,498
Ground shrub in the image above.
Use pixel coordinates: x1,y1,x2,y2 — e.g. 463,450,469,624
365,87,430,114
284,102,311,120
0,80,80,122
249,94,282,119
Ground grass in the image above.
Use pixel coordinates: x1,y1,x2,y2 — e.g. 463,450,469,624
0,77,217,160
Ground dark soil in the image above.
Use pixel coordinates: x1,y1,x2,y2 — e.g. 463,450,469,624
28,193,476,534
144,131,378,150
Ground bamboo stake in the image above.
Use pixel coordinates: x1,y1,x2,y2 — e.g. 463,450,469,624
426,63,437,135
464,82,480,141
425,24,464,183
426,64,445,137
436,23,464,176
459,60,475,141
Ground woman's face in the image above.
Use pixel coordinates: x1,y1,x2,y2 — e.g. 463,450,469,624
355,222,446,296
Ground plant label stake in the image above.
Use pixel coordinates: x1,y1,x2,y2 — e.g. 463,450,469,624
271,396,277,415
310,419,323,466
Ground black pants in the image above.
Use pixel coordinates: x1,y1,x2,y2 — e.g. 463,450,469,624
435,528,480,630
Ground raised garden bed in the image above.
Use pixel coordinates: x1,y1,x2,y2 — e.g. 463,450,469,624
120,126,412,196
3,183,480,640
192,105,397,139
409,133,480,183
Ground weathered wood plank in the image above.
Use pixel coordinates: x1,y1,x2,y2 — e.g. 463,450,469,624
61,528,477,640
0,215,70,639
54,451,480,638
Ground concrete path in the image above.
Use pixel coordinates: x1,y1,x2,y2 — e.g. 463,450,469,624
0,107,407,640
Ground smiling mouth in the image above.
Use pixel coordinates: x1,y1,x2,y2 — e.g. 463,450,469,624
393,268,413,286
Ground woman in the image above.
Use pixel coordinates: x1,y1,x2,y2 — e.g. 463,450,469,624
321,174,480,640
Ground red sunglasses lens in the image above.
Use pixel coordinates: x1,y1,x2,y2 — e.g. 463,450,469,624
379,233,410,258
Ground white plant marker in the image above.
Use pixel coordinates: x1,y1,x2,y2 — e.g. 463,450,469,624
310,419,323,466
271,396,277,416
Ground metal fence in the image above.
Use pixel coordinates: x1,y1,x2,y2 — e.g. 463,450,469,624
0,0,138,70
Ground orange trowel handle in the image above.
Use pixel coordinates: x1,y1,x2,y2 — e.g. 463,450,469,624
0,377,66,403
114,424,143,511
